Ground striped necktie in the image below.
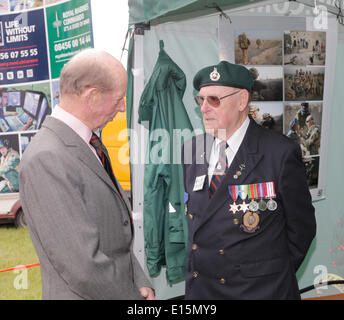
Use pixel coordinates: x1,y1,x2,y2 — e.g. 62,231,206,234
209,140,229,198
89,133,123,198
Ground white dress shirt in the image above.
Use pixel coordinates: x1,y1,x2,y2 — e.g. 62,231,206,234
208,117,250,185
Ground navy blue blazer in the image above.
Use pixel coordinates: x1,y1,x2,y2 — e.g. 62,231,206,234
182,118,316,300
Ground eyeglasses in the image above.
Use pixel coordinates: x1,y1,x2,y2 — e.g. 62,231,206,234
194,90,241,108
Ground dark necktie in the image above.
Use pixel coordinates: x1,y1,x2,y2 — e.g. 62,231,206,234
209,141,229,198
89,133,123,198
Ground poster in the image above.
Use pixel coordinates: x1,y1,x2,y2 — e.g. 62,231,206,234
0,9,49,85
46,0,93,79
0,0,93,194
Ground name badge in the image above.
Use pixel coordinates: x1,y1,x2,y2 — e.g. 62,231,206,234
193,175,206,192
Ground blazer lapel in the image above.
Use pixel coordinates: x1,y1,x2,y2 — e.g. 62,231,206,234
42,117,132,211
191,133,213,194
195,119,264,232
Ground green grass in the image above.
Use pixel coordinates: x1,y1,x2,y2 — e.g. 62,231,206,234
0,225,41,300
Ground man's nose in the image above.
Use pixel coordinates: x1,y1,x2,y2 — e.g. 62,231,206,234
200,99,211,113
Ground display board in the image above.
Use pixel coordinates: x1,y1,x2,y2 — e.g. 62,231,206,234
0,0,94,195
219,15,338,201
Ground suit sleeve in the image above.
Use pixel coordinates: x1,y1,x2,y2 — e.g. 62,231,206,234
278,142,316,271
130,249,152,289
19,150,143,300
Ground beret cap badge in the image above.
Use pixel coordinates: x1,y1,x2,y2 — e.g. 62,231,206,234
210,67,220,81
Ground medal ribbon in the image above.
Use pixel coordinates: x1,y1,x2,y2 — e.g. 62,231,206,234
228,185,237,201
230,182,276,200
238,184,248,200
266,182,276,198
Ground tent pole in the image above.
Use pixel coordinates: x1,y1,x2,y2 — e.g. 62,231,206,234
130,31,148,271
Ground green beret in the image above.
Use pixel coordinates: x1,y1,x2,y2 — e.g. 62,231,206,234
193,61,253,92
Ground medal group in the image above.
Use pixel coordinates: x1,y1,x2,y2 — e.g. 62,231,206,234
228,181,277,233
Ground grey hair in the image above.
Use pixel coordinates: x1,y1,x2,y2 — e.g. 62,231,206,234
59,49,119,96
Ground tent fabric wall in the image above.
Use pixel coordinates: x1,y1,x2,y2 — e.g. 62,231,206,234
128,0,266,25
128,0,344,299
129,0,344,25
128,0,197,25
300,29,344,297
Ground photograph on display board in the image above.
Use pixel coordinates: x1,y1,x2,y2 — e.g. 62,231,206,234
284,101,322,157
0,1,9,12
284,31,326,66
0,133,20,193
284,67,325,101
0,81,51,132
248,66,283,101
20,131,35,153
248,101,283,133
9,0,43,11
304,156,319,189
235,30,283,65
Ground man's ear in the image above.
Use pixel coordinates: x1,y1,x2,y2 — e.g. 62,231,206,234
84,87,101,109
239,90,250,112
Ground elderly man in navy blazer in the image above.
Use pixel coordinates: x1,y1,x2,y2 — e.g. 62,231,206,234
182,61,316,300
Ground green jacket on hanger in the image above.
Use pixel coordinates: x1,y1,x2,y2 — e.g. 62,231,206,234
138,40,193,283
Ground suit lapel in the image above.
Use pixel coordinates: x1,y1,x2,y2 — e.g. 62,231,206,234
190,133,213,196
195,119,264,232
42,117,132,212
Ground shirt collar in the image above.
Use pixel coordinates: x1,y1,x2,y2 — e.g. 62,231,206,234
214,116,250,154
51,105,93,145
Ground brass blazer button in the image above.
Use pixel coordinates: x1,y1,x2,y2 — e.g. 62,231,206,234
220,278,226,284
189,213,194,220
218,249,224,255
193,271,198,278
192,244,198,250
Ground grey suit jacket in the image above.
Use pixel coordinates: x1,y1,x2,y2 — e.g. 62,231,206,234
19,117,151,300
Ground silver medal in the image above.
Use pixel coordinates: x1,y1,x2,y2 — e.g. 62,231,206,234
258,199,267,211
267,198,277,211
248,199,259,212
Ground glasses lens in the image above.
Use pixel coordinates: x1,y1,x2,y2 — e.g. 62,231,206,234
194,95,204,106
195,95,221,107
207,96,221,107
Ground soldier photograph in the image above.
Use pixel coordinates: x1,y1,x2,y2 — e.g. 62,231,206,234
284,31,326,66
249,101,283,133
249,66,283,101
235,30,283,65
284,67,325,101
284,102,322,157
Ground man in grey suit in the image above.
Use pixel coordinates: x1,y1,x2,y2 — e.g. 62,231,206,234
19,49,155,300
